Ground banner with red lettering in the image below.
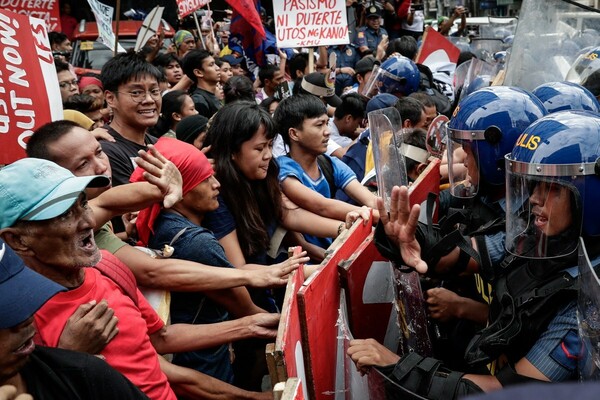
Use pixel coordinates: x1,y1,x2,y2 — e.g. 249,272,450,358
0,0,61,32
0,10,63,165
274,0,349,48
176,0,210,19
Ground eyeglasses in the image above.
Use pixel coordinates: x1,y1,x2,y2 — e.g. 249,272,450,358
59,79,78,89
116,88,162,103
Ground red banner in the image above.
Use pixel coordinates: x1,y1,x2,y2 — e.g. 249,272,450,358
176,0,210,19
0,10,63,165
0,0,61,32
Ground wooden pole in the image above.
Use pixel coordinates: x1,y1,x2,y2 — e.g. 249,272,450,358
308,48,314,73
192,12,206,50
113,0,121,57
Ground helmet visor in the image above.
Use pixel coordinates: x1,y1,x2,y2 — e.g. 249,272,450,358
505,156,583,259
447,128,482,198
361,64,405,99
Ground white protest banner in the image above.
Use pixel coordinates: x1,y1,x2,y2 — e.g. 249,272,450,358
274,0,349,48
0,0,61,32
176,0,210,19
87,0,125,53
0,9,63,164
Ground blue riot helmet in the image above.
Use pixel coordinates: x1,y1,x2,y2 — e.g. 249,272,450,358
361,55,420,99
532,81,600,114
505,111,600,259
566,46,600,98
444,86,547,198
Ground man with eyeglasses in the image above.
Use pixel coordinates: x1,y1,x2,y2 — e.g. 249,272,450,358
55,59,79,104
99,53,162,188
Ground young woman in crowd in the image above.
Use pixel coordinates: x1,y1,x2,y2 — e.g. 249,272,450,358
149,90,198,138
202,101,368,390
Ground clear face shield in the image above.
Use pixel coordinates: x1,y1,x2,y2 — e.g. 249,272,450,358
505,156,584,259
445,126,483,198
368,107,408,212
577,237,600,380
361,65,405,99
566,50,600,92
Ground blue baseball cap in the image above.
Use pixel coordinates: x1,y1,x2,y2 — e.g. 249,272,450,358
366,93,398,113
0,239,65,328
0,158,110,229
222,54,244,66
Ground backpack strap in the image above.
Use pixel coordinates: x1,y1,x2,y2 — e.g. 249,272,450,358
317,154,336,198
94,250,139,307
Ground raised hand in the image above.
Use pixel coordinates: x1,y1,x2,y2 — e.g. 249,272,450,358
377,186,427,273
135,145,183,208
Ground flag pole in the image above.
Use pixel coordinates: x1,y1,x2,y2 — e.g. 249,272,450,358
193,12,207,50
206,1,218,54
114,0,121,57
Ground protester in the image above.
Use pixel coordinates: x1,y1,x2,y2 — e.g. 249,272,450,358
274,94,378,252
255,64,285,103
55,59,79,104
0,157,284,400
132,138,305,383
182,50,222,119
0,239,149,399
149,90,198,138
175,114,210,149
152,53,184,88
174,30,196,59
223,76,255,103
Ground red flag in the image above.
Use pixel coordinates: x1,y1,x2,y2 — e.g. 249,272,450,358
226,0,265,39
416,26,461,66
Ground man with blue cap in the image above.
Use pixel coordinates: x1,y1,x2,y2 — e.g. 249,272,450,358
0,239,148,399
0,157,285,400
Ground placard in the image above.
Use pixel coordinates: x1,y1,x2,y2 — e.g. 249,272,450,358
176,0,210,19
0,0,61,32
0,10,62,164
274,0,349,48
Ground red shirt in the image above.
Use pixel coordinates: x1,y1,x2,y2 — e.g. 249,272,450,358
34,267,176,400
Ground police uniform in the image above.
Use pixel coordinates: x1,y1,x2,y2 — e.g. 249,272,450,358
328,45,360,69
354,6,388,55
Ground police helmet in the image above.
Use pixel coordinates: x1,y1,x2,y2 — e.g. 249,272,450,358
505,110,600,259
532,81,600,114
363,55,420,98
445,86,547,198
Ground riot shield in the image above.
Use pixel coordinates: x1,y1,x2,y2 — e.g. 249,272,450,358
368,107,408,212
460,57,499,101
504,0,600,90
577,237,600,380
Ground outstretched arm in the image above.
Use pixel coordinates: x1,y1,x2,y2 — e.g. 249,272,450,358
150,313,279,354
90,145,183,225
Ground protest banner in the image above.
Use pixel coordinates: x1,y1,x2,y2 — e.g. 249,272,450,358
0,9,62,164
176,0,210,19
274,0,349,48
87,0,125,53
0,0,61,32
